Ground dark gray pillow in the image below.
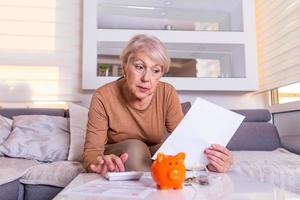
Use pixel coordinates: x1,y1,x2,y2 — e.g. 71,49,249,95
0,115,70,162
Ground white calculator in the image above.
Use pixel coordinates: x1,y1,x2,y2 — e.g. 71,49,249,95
105,171,144,181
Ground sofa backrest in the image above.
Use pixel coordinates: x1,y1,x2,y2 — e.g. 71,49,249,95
1,104,282,151
227,109,281,151
0,108,66,119
181,104,281,151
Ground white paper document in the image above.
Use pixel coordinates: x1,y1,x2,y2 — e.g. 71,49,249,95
153,97,245,170
65,179,154,199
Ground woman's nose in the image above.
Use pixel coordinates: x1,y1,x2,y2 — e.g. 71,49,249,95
141,69,151,82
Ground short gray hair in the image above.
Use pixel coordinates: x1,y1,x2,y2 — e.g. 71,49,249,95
120,34,170,73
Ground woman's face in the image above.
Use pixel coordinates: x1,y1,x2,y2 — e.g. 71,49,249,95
124,51,163,101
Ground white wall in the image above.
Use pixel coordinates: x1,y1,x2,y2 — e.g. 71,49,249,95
80,90,268,109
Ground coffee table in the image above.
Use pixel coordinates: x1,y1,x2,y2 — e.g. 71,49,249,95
53,172,300,200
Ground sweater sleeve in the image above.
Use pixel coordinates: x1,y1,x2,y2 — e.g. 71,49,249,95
83,91,108,171
165,85,184,133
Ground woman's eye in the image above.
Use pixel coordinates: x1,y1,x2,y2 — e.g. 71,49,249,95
135,64,144,70
152,69,161,74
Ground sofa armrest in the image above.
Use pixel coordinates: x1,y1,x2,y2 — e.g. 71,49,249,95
280,135,300,155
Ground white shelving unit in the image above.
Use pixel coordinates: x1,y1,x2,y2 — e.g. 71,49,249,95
82,0,258,91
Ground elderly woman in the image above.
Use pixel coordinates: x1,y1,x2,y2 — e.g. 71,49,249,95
83,34,233,176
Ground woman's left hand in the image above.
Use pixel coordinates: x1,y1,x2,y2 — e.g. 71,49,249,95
204,144,233,173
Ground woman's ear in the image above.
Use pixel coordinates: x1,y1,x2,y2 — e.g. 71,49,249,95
122,64,127,77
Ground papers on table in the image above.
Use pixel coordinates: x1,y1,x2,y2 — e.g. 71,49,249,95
153,97,245,170
65,178,155,199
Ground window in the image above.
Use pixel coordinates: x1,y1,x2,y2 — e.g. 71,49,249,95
271,82,300,105
0,0,81,108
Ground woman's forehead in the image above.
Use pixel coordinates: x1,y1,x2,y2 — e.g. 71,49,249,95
130,52,161,65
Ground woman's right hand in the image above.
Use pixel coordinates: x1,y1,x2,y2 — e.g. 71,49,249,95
89,153,128,176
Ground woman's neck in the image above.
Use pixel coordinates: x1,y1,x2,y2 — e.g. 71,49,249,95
121,81,153,110
130,96,152,110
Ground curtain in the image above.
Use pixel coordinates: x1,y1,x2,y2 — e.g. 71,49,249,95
0,0,82,105
256,0,300,91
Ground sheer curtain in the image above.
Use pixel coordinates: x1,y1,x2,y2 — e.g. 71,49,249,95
0,0,82,106
256,0,300,91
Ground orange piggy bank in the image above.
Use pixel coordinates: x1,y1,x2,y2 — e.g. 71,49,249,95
151,152,186,190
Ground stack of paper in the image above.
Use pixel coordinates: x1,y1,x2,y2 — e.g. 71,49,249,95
153,97,245,170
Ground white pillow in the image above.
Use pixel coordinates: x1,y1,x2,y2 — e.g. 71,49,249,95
0,115,70,162
68,103,89,161
0,115,13,156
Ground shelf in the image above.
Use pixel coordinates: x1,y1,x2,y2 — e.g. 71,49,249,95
97,0,244,32
82,76,257,91
96,29,246,44
97,42,247,77
82,0,258,91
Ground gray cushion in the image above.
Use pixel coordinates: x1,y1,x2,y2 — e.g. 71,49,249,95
231,109,271,122
0,115,70,162
181,101,191,115
281,135,300,155
178,104,271,122
227,122,281,151
171,105,278,151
